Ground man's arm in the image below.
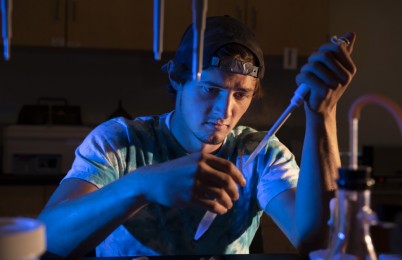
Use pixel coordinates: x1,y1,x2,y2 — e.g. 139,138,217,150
264,33,357,255
38,152,245,258
38,174,149,258
266,104,341,255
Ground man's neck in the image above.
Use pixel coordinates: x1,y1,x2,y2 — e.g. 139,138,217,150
169,111,222,154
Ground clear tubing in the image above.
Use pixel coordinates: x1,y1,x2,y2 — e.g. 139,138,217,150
348,94,402,169
350,118,359,170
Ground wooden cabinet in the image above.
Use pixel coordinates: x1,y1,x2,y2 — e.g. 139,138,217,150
6,0,329,54
207,0,330,55
11,0,66,47
251,0,330,55
65,0,153,49
162,0,330,55
10,0,154,50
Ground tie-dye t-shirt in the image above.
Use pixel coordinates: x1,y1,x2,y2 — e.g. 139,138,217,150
63,111,299,257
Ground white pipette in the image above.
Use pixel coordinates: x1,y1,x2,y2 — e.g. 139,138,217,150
246,36,350,165
194,35,350,241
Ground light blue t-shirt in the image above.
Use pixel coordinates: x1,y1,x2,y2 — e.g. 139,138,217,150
63,111,299,256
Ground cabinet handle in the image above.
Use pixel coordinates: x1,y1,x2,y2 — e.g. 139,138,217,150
71,0,77,22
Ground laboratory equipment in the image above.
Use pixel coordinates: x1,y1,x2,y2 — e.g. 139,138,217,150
0,217,46,260
153,0,164,60
192,0,208,81
1,0,12,60
348,94,402,170
325,167,378,260
324,94,402,259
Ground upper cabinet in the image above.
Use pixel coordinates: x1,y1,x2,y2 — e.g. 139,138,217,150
162,0,330,55
11,0,66,47
207,0,330,56
251,0,330,56
11,0,154,50
7,0,329,55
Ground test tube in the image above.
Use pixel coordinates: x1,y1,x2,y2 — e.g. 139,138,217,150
192,0,208,81
1,0,12,60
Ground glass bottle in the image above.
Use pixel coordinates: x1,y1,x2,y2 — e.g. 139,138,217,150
326,167,378,260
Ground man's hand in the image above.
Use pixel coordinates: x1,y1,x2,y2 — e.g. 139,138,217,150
136,152,246,215
296,32,357,114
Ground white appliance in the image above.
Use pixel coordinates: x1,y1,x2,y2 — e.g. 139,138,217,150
2,125,92,175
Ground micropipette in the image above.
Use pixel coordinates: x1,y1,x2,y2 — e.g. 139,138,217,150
245,35,351,165
192,0,208,81
194,35,350,240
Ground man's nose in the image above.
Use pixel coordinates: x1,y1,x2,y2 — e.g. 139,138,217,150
213,92,233,119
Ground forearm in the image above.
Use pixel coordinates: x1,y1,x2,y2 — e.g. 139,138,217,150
38,172,149,258
296,107,340,251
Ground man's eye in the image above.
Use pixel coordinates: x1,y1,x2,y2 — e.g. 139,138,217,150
203,86,219,94
234,92,249,100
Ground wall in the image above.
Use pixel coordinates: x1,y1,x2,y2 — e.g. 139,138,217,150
329,0,402,157
0,48,174,127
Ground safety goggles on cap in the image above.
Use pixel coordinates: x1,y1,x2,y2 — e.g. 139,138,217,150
210,57,260,78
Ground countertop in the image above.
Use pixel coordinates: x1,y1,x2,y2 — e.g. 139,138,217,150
41,253,305,260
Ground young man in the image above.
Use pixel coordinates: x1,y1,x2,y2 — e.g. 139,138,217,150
38,16,356,257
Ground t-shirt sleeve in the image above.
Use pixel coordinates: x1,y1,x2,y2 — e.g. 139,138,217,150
256,137,299,211
62,118,130,188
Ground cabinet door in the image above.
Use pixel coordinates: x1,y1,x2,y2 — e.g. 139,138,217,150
162,0,246,52
11,0,66,47
66,0,153,50
163,0,191,52
207,0,245,22
249,0,329,55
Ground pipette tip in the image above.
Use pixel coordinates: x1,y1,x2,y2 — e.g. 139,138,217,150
193,72,201,82
154,52,161,61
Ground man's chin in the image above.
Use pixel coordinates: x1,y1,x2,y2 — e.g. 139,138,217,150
205,134,226,145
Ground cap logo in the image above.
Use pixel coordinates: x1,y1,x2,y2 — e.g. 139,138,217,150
210,57,259,78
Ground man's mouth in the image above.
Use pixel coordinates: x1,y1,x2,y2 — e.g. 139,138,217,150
205,121,230,130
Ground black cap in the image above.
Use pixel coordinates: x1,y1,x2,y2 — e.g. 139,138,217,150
163,15,265,79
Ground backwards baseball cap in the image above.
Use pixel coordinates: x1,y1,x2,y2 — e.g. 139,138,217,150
162,15,265,79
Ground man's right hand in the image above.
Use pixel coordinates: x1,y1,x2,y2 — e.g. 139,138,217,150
136,152,246,215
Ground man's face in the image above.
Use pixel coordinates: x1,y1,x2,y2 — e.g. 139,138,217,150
171,67,257,153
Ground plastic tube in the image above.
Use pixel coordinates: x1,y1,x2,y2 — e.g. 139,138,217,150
153,0,164,61
192,0,208,81
1,0,12,61
348,94,402,169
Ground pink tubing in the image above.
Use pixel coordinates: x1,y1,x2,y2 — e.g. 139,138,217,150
348,94,402,169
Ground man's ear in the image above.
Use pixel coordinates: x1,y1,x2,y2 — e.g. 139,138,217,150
166,60,183,91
